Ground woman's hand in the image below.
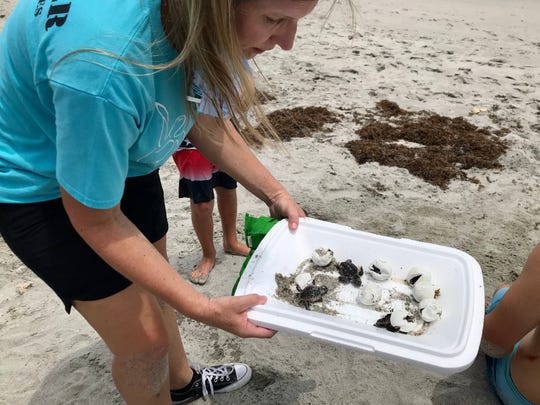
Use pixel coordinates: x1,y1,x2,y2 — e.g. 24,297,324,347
267,190,305,231
203,294,277,338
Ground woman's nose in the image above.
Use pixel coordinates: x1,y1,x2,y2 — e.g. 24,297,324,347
274,21,298,51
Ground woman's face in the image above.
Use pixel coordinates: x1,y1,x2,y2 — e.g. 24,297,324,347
235,0,317,59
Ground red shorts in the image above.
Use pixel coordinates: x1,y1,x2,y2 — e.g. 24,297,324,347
172,149,216,181
172,149,237,203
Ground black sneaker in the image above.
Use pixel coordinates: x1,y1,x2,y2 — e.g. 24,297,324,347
170,363,252,404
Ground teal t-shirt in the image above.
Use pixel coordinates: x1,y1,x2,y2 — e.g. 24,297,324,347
0,0,193,208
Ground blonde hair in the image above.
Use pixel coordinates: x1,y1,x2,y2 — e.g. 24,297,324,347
161,0,274,145
55,0,354,145
162,0,355,145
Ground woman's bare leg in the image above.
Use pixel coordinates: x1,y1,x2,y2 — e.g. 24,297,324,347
74,285,173,405
152,236,194,390
73,236,194,404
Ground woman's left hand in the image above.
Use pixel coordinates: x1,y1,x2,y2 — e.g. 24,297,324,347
267,190,306,231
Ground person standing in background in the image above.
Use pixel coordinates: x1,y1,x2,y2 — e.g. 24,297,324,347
172,138,250,285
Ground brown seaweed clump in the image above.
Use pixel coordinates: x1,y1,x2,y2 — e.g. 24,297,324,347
265,106,342,141
346,100,509,189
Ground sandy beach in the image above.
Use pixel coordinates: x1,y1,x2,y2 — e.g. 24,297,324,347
1,0,539,404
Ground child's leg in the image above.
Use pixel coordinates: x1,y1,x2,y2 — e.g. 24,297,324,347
189,199,216,283
173,148,219,284
215,186,250,256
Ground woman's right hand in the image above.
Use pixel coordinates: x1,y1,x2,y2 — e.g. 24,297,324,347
203,294,277,338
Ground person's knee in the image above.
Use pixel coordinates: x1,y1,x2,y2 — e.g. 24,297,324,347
112,337,170,396
192,200,213,215
480,335,510,358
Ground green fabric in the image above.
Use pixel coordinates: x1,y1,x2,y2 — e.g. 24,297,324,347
231,214,280,295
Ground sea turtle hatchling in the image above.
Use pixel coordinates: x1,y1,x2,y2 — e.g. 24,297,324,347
337,259,362,287
374,313,400,333
296,281,328,310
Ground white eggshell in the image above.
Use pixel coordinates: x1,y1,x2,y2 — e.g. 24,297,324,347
419,298,442,322
311,247,334,267
368,258,392,281
358,282,382,306
294,273,312,290
405,266,431,286
413,280,437,302
390,308,417,333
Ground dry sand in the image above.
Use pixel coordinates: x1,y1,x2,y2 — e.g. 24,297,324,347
1,0,539,404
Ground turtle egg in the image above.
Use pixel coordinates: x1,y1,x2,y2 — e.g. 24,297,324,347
311,247,334,267
412,280,438,302
405,267,431,286
419,298,442,322
294,273,312,290
367,258,392,281
358,283,382,306
390,308,417,333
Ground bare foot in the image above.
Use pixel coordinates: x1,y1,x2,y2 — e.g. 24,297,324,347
189,257,215,285
223,241,250,257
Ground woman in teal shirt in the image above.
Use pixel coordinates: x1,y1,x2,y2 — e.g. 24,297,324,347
0,1,317,403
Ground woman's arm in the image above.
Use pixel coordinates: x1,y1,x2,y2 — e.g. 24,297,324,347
188,115,305,229
60,187,275,338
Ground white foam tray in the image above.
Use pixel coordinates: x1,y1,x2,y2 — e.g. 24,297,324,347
234,217,484,375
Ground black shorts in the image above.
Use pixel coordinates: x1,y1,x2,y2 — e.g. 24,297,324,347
179,171,237,203
0,170,168,313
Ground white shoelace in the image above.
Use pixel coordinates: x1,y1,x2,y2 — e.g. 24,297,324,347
192,364,235,399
